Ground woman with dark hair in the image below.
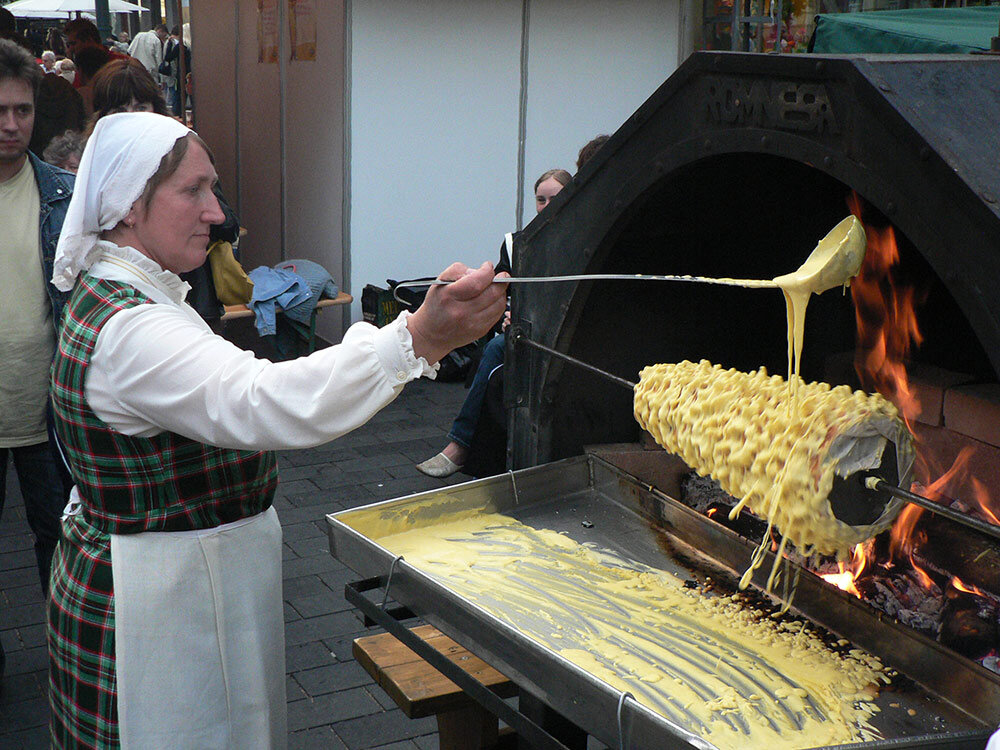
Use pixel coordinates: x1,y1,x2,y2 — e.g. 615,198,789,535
47,112,507,747
89,57,170,123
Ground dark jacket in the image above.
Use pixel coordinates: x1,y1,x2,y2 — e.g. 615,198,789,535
29,151,74,328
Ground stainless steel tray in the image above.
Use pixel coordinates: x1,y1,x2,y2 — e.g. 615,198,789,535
326,454,997,749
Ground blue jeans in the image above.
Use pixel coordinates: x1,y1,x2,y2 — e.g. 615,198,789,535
448,334,505,449
0,439,69,594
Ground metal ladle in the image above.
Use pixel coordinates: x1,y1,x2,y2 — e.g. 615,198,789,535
392,215,867,299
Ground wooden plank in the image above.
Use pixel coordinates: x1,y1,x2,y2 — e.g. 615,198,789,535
221,291,353,321
353,626,516,719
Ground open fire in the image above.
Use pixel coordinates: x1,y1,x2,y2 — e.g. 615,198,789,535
814,193,1000,666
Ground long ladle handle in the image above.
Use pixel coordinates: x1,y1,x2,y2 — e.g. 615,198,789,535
394,274,779,290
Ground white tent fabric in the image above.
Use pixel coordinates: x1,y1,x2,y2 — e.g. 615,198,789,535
3,0,144,17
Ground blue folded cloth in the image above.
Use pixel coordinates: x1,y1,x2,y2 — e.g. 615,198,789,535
248,266,312,336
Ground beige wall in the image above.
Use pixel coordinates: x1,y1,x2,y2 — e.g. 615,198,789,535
191,0,347,343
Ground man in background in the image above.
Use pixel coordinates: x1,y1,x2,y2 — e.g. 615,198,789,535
0,37,74,680
128,22,167,81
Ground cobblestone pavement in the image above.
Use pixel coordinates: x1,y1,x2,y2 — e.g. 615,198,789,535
0,377,470,749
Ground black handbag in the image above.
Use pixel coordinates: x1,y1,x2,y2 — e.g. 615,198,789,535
158,58,172,75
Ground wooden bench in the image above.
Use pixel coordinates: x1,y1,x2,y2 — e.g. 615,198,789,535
353,625,518,750
220,291,352,353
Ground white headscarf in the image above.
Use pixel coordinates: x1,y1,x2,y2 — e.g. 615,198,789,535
52,112,192,292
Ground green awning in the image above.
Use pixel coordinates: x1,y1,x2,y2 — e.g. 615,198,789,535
812,7,1000,53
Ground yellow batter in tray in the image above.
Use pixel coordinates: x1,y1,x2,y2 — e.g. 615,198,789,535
347,506,889,750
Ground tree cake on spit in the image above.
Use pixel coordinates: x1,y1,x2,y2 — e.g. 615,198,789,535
634,359,915,570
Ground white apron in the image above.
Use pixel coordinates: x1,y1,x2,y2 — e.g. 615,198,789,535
110,505,286,749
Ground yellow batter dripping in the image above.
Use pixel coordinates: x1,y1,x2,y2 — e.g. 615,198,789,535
345,509,888,750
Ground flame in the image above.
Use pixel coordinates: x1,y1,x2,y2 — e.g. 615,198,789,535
972,477,1000,525
848,195,923,423
847,192,1000,608
707,508,718,518
951,576,988,598
819,542,871,597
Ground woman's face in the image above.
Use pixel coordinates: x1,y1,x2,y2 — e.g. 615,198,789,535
535,176,565,213
129,142,224,273
108,98,155,115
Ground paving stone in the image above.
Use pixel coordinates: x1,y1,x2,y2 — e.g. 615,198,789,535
285,611,362,647
371,741,420,750
2,534,33,553
367,684,400,711
283,553,343,580
1,728,50,750
294,659,373,697
276,478,321,499
0,582,43,608
333,708,437,749
284,574,332,599
289,725,349,749
0,695,48,731
4,645,47,676
286,687,380,732
285,535,332,559
286,641,336,672
290,590,353,618
413,734,440,750
282,520,326,542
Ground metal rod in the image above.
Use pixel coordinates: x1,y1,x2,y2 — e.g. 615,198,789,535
514,334,637,390
866,477,1000,542
394,274,777,290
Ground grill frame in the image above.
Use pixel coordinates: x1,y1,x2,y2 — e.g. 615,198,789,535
327,453,998,749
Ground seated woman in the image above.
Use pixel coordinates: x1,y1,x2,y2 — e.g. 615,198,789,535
46,112,507,747
417,168,571,477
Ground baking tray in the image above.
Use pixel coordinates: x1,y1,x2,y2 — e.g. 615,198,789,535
326,454,998,749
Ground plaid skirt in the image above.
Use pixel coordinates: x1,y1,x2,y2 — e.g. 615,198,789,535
47,513,119,748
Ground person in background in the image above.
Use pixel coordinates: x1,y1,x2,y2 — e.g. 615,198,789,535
127,23,167,82
577,134,609,170
417,168,572,478
46,111,507,747
0,37,75,684
73,44,110,116
111,30,130,55
42,129,84,172
87,57,170,125
45,27,66,59
41,50,57,72
85,57,231,326
162,25,190,117
53,57,75,84
63,19,124,88
28,71,84,156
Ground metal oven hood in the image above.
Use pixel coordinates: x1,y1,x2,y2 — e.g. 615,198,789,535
507,52,1000,469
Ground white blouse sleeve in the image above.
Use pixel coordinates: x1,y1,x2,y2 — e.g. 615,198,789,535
85,305,436,451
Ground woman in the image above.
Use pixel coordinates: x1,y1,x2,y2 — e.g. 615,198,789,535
86,59,235,326
417,168,571,477
47,112,506,748
88,57,170,125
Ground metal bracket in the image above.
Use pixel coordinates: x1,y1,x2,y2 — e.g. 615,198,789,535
508,469,520,506
345,577,574,750
617,691,634,750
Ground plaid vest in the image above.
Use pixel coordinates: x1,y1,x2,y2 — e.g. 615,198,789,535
51,274,277,533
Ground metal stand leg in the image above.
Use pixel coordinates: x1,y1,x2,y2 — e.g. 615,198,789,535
518,693,587,750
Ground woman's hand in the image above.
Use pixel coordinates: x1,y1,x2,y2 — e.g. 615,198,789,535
407,262,509,365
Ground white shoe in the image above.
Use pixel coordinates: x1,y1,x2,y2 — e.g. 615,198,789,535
416,452,463,478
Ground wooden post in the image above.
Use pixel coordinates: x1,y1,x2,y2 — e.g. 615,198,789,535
94,0,112,43
175,0,187,123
